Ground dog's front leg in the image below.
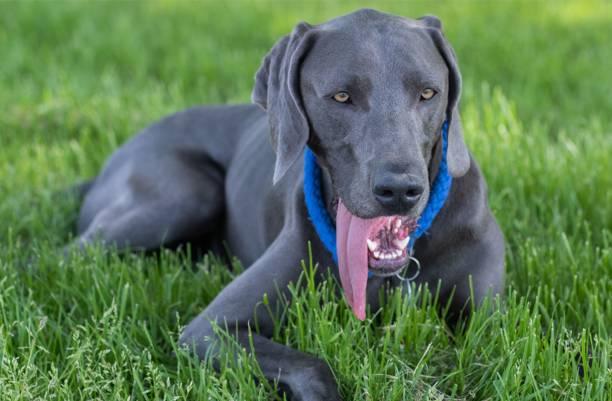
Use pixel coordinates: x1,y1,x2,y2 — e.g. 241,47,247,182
179,228,343,401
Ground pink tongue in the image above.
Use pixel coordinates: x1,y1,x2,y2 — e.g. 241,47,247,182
336,199,387,320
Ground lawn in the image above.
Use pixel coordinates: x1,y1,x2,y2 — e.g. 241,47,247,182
0,0,610,400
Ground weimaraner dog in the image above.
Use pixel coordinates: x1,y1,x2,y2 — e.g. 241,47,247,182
72,9,504,400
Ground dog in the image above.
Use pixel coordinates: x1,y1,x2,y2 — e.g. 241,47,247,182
71,9,505,400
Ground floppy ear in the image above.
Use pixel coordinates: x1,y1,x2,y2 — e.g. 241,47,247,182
252,22,316,184
420,16,470,177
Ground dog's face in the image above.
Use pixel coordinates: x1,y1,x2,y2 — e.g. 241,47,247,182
300,16,450,219
253,9,471,296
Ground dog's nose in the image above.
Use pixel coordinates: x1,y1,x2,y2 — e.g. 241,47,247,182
373,172,424,211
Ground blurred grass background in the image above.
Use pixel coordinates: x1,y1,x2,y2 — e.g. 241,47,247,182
0,1,610,400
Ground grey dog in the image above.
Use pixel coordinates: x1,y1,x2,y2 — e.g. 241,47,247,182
72,9,504,400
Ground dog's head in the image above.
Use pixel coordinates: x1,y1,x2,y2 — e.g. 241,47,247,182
252,9,469,319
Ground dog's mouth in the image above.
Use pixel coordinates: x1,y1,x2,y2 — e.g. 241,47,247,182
336,199,418,320
330,197,417,275
366,216,417,276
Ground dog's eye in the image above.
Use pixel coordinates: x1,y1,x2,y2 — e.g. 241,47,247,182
420,88,436,100
332,91,350,103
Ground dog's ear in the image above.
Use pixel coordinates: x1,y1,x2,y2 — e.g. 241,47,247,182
420,16,470,177
252,22,316,184
418,15,442,29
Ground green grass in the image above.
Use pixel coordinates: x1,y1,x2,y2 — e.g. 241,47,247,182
0,0,610,399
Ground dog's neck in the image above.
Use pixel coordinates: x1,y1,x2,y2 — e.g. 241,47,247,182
319,165,338,223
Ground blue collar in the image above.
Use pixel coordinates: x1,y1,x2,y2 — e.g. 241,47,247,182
304,121,452,266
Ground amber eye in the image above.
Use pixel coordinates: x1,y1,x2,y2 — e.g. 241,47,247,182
332,91,350,103
420,88,436,100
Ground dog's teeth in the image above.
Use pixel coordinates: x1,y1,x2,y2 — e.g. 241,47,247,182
373,250,381,259
367,239,379,252
393,236,410,250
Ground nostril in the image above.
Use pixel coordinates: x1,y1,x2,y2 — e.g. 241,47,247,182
405,187,423,199
380,189,394,199
373,184,395,199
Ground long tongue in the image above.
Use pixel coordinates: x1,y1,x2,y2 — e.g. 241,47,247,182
336,200,387,320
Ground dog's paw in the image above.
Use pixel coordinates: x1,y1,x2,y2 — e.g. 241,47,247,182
282,361,343,401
